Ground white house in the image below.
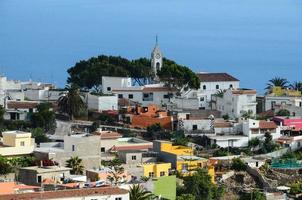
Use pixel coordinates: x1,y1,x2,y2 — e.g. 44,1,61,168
184,73,240,109
112,84,175,107
265,95,302,111
4,100,39,121
242,119,281,140
208,119,281,148
0,76,21,90
102,76,132,94
87,93,118,111
24,89,64,102
212,89,257,119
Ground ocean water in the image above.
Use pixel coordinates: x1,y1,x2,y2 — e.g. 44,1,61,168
0,0,302,94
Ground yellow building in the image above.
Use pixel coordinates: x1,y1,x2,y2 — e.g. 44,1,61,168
207,165,215,184
153,140,208,173
0,131,35,157
155,140,193,156
142,163,171,178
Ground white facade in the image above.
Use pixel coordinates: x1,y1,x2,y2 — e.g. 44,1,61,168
87,93,118,111
0,76,21,90
0,89,24,106
102,76,132,94
213,89,257,119
24,89,63,102
265,95,302,111
112,85,174,107
208,135,249,148
242,119,281,140
173,97,199,110
184,73,240,109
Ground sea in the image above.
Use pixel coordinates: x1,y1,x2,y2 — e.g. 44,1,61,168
1,0,302,94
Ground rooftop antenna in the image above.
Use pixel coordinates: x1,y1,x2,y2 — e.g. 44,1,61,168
155,35,158,45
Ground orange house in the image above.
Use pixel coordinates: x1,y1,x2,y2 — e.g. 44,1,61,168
127,104,172,130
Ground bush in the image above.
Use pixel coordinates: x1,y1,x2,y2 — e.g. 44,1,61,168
290,182,302,195
276,109,290,116
231,158,247,171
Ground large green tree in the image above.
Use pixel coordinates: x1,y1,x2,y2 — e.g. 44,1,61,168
67,55,153,91
31,102,55,132
157,58,200,94
57,85,86,120
181,169,224,200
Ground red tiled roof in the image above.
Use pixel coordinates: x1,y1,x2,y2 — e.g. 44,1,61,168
0,182,40,195
196,73,239,82
259,121,277,129
232,89,256,95
7,101,38,109
0,187,128,200
214,122,233,128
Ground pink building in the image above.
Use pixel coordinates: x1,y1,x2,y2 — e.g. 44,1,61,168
273,117,302,131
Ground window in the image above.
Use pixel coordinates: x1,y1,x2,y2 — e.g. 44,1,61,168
216,85,219,89
72,145,75,152
149,172,154,178
101,147,105,153
128,94,133,99
192,125,198,130
298,142,301,148
203,85,206,90
143,93,149,98
107,87,111,91
118,94,123,99
131,155,137,160
163,94,169,99
160,171,165,176
198,163,202,167
143,107,148,112
115,198,122,200
20,141,25,146
200,97,205,101
186,114,190,120
37,175,42,183
230,84,233,88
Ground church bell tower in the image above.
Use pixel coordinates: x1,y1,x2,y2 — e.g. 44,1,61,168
151,36,163,79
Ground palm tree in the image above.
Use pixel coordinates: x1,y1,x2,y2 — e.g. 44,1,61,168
107,166,125,186
129,184,153,200
66,156,84,175
266,77,288,92
289,81,302,91
57,84,86,121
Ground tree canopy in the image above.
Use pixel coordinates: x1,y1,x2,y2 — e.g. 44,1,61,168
158,58,200,93
67,55,153,91
67,55,200,93
180,169,224,200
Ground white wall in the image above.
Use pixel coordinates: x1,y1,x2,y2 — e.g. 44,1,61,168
214,89,257,119
24,89,63,101
87,94,118,111
186,81,239,109
174,97,199,110
0,76,21,90
102,76,132,94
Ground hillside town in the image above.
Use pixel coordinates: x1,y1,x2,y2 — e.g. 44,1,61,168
1,43,302,200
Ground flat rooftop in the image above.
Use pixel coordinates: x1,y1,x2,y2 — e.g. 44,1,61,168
177,155,207,162
20,166,71,173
